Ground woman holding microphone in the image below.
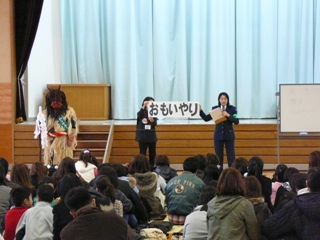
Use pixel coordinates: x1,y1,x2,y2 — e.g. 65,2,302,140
135,96,157,168
200,92,239,169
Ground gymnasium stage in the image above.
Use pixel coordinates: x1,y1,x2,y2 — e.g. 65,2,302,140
15,118,316,171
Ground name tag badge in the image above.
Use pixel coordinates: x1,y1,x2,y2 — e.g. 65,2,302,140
145,125,151,130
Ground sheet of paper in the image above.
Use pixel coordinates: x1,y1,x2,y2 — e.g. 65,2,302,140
209,108,227,124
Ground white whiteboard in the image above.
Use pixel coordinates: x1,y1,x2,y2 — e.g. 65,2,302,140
280,84,320,132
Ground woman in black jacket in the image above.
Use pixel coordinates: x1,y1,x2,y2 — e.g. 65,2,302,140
200,92,239,169
135,96,157,167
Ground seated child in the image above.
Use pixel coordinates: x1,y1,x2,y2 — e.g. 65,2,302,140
15,185,54,240
32,176,60,207
3,187,33,240
183,186,216,240
154,155,177,183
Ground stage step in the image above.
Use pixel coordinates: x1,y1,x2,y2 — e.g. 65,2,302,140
14,122,113,164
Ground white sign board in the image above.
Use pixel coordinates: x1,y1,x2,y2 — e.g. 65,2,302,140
147,101,200,118
280,84,320,132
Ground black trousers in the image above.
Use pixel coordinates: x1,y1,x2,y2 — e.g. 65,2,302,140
139,142,156,168
214,139,235,169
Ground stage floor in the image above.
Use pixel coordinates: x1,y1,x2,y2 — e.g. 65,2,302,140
77,118,278,126
24,118,277,126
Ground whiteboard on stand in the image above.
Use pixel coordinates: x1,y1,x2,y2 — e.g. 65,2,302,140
280,84,320,133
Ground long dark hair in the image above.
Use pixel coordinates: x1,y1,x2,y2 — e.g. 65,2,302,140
203,165,221,183
11,163,35,189
30,162,47,180
97,165,119,189
94,175,116,203
79,149,99,167
52,157,76,181
309,151,320,169
273,164,288,182
217,92,230,107
45,87,68,120
247,156,264,180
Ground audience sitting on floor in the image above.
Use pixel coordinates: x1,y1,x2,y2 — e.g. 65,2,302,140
183,186,216,240
29,162,48,189
308,150,320,169
154,154,177,183
194,154,207,180
3,150,320,240
75,149,99,183
271,164,288,209
207,168,260,240
205,153,220,167
282,167,299,191
53,173,83,240
262,167,320,239
3,186,33,240
202,164,221,185
243,176,271,240
93,175,123,216
112,163,139,194
165,156,205,225
247,156,273,213
231,157,248,176
0,164,11,234
33,176,60,207
11,163,36,198
274,191,296,213
60,187,136,240
290,172,308,195
96,165,136,221
52,157,77,182
128,154,166,220
0,157,19,189
96,163,149,225
16,184,54,240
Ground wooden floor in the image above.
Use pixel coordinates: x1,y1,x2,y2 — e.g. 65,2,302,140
14,119,319,171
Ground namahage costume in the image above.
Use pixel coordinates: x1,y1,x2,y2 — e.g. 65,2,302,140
42,87,78,165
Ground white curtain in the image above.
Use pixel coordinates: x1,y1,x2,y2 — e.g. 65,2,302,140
236,0,278,118
61,0,153,119
153,0,236,113
60,0,320,119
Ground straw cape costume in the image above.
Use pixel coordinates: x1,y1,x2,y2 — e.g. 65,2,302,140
37,87,78,165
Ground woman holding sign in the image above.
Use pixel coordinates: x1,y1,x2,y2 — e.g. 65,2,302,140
200,92,239,169
135,96,158,168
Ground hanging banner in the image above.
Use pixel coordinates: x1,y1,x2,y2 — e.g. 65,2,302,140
147,101,200,118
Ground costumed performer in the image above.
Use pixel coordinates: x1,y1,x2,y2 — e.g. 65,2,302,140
43,87,78,166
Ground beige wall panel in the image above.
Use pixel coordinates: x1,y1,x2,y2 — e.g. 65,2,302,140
46,84,111,120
